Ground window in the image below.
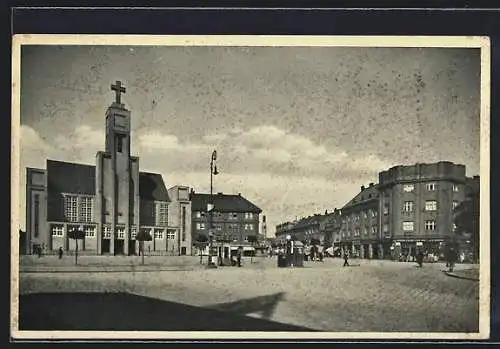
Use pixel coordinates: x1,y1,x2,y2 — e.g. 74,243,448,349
383,223,389,233
158,202,168,226
195,211,204,218
154,229,164,239
424,220,436,231
196,223,205,230
383,204,389,215
372,226,378,234
453,184,459,192
167,230,176,240
402,221,414,232
363,211,368,219
425,200,437,211
115,135,123,153
51,224,64,237
230,212,238,220
64,195,78,222
245,224,254,231
80,197,93,223
117,227,125,239
245,212,254,219
426,182,436,191
34,194,40,237
131,226,137,239
453,223,457,232
84,226,96,238
362,227,368,235
371,210,377,218
403,184,415,192
103,225,111,238
452,201,459,210
403,201,414,212
181,206,186,232
355,228,360,236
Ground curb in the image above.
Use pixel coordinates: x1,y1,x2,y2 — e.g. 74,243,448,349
443,270,479,282
19,267,203,274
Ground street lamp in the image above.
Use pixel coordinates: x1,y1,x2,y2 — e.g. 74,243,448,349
208,150,219,267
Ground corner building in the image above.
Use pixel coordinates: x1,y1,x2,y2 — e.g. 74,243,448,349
378,161,469,257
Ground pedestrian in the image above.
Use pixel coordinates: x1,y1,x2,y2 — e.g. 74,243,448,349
37,245,42,258
237,246,242,267
417,250,424,268
58,247,63,259
343,250,350,267
448,248,457,272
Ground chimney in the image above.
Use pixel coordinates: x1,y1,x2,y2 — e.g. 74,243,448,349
361,185,365,191
217,192,223,195
369,183,374,187
238,193,241,196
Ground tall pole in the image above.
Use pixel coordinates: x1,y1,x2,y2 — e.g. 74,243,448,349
209,158,213,265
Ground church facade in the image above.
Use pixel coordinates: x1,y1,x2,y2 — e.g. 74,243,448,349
25,81,190,256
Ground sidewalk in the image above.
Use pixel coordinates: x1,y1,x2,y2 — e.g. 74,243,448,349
444,267,479,281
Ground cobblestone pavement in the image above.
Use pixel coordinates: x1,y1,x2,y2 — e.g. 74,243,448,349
18,258,479,333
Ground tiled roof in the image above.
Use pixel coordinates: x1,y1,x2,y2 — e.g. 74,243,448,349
342,184,379,209
47,160,96,195
46,159,169,201
139,172,170,202
190,193,262,213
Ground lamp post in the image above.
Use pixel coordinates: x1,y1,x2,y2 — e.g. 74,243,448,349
208,150,219,267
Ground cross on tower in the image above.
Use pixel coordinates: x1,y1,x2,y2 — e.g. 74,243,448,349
110,80,126,104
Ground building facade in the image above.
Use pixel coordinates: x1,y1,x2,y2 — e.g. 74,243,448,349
25,81,181,256
167,185,192,256
190,191,262,244
321,209,342,248
340,183,380,258
378,161,474,258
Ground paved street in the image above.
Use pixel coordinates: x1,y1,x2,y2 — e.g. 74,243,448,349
18,257,479,333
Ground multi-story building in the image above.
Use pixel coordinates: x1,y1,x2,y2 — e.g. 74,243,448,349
24,81,179,256
378,161,475,258
190,191,262,244
340,183,380,258
321,208,342,248
275,221,296,244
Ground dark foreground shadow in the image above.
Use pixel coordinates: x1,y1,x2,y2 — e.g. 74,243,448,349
19,292,315,331
208,292,284,320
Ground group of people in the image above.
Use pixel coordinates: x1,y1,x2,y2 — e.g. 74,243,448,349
305,244,324,262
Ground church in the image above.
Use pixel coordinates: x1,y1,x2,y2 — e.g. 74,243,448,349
25,81,192,256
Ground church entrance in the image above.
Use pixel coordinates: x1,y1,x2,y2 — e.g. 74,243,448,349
114,240,124,255
181,247,187,256
102,239,110,254
129,240,136,255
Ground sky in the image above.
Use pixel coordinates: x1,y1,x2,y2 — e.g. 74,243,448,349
18,44,481,235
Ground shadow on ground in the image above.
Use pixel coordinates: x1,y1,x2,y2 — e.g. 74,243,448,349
19,292,314,331
207,292,285,320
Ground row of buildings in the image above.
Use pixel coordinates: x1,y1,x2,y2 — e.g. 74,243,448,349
275,161,480,259
23,81,263,256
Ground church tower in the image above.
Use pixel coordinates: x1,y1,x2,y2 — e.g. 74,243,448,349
96,81,140,255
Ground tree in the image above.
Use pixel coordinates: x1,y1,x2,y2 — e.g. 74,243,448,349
454,191,480,262
136,230,152,265
67,229,86,265
194,234,208,264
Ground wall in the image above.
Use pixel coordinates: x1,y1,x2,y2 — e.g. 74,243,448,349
26,168,48,254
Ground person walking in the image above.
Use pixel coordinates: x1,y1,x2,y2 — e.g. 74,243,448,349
343,249,350,267
417,250,424,268
58,247,63,259
237,246,242,267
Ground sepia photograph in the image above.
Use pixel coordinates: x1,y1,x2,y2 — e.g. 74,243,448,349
11,35,490,340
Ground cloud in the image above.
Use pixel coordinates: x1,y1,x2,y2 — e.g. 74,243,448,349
18,123,392,233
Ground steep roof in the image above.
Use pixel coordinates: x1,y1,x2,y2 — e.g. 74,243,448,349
139,172,170,202
46,159,169,201
47,160,96,195
342,184,379,209
190,193,262,213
